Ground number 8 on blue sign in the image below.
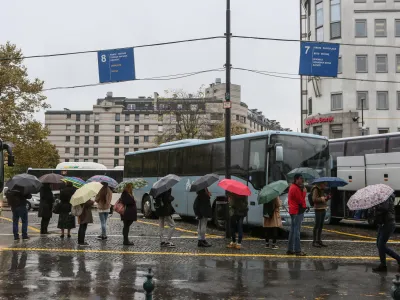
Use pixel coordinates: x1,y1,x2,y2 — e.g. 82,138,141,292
97,47,136,83
101,55,107,63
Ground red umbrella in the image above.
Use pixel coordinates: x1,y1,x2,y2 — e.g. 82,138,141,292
218,179,251,196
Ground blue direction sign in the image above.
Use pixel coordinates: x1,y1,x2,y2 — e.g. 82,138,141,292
299,42,340,77
97,47,136,83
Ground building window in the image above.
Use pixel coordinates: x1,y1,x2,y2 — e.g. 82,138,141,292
85,125,89,133
124,125,129,132
65,159,70,162
94,125,99,133
125,114,130,121
331,93,343,110
93,159,98,163
94,136,99,144
134,136,139,145
134,125,139,133
124,148,129,155
66,113,71,119
115,113,120,121
74,159,79,162
84,159,88,162
396,55,400,73
354,0,366,3
330,125,343,139
115,125,120,133
94,148,98,156
65,147,70,154
74,148,79,156
127,104,135,110
135,114,140,121
124,136,129,144
378,128,389,134
356,55,368,73
144,136,149,143
376,54,388,73
355,19,367,37
338,56,342,73
330,0,341,39
316,0,324,41
396,20,400,37
356,91,369,110
144,114,149,119
158,114,163,122
177,104,183,110
375,19,387,37
114,159,119,167
115,136,120,144
144,125,149,130
95,113,100,121
374,0,386,2
76,114,81,121
75,136,79,144
66,124,71,131
84,136,89,144
377,91,389,110
397,92,400,110
134,148,139,151
210,113,223,121
308,98,312,115
158,125,163,132
84,148,89,156
114,148,119,156
190,104,198,111
85,114,90,121
66,136,70,142
313,126,323,136
75,125,80,133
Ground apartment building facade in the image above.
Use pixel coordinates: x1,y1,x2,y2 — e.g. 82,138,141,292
45,80,289,168
300,0,400,138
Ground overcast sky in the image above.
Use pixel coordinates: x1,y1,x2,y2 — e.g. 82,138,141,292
1,0,301,130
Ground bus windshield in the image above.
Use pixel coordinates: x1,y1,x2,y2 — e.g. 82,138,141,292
269,134,330,183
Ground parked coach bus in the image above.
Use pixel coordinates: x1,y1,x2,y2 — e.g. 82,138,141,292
27,162,124,182
329,132,400,224
124,131,331,227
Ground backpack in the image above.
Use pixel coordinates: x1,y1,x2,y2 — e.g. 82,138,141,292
308,191,314,207
71,205,83,217
6,190,21,208
263,202,275,218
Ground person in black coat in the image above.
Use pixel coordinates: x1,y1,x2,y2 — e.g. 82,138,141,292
155,189,176,248
57,182,76,238
193,188,212,247
38,183,55,234
120,183,137,246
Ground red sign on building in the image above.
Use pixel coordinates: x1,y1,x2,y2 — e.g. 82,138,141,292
305,116,334,126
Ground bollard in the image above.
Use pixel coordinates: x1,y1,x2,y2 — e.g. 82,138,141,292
391,274,400,300
143,267,155,300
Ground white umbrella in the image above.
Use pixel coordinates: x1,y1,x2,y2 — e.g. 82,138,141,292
70,182,103,207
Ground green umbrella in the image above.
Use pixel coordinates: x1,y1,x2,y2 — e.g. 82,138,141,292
115,178,148,193
258,180,289,205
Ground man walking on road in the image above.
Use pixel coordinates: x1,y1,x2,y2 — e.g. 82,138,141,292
6,186,31,241
287,174,307,256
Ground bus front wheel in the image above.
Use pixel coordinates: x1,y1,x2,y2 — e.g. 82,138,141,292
142,195,155,219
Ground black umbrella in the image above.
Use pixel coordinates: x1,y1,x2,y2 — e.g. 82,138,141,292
190,174,219,192
39,173,64,184
6,174,42,195
149,174,181,198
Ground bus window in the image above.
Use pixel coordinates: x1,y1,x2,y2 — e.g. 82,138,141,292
329,141,345,168
158,151,169,176
212,143,225,174
389,136,400,152
183,145,212,176
346,138,386,156
142,152,158,177
169,149,183,175
125,154,143,178
248,139,266,190
231,140,246,179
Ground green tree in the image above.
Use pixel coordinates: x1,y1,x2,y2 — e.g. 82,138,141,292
0,42,59,177
210,121,246,139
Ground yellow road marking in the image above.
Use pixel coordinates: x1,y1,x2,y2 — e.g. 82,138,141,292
0,216,41,233
0,247,387,261
303,225,375,240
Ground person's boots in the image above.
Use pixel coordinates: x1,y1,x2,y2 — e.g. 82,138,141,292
198,240,205,247
203,240,212,247
372,265,387,272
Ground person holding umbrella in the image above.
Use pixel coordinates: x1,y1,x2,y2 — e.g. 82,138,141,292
58,182,76,239
95,182,112,240
38,183,55,235
190,174,219,248
310,182,328,248
120,183,137,246
226,192,248,250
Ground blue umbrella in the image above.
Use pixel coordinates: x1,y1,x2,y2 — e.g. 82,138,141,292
311,177,348,188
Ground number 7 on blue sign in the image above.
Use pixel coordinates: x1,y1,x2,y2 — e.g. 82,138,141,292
298,41,340,78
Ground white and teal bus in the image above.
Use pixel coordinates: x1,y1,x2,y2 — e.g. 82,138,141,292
124,131,331,227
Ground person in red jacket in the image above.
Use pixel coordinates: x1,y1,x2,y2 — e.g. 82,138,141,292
287,174,307,256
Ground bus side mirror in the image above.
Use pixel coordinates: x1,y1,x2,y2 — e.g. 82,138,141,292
275,144,283,162
7,155,14,167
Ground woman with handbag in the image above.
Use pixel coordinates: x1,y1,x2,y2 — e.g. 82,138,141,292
58,182,76,239
38,183,55,234
95,182,112,240
120,183,137,246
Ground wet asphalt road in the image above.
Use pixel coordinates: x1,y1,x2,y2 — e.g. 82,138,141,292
0,210,399,299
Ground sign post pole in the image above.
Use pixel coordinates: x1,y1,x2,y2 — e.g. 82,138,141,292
224,0,232,239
